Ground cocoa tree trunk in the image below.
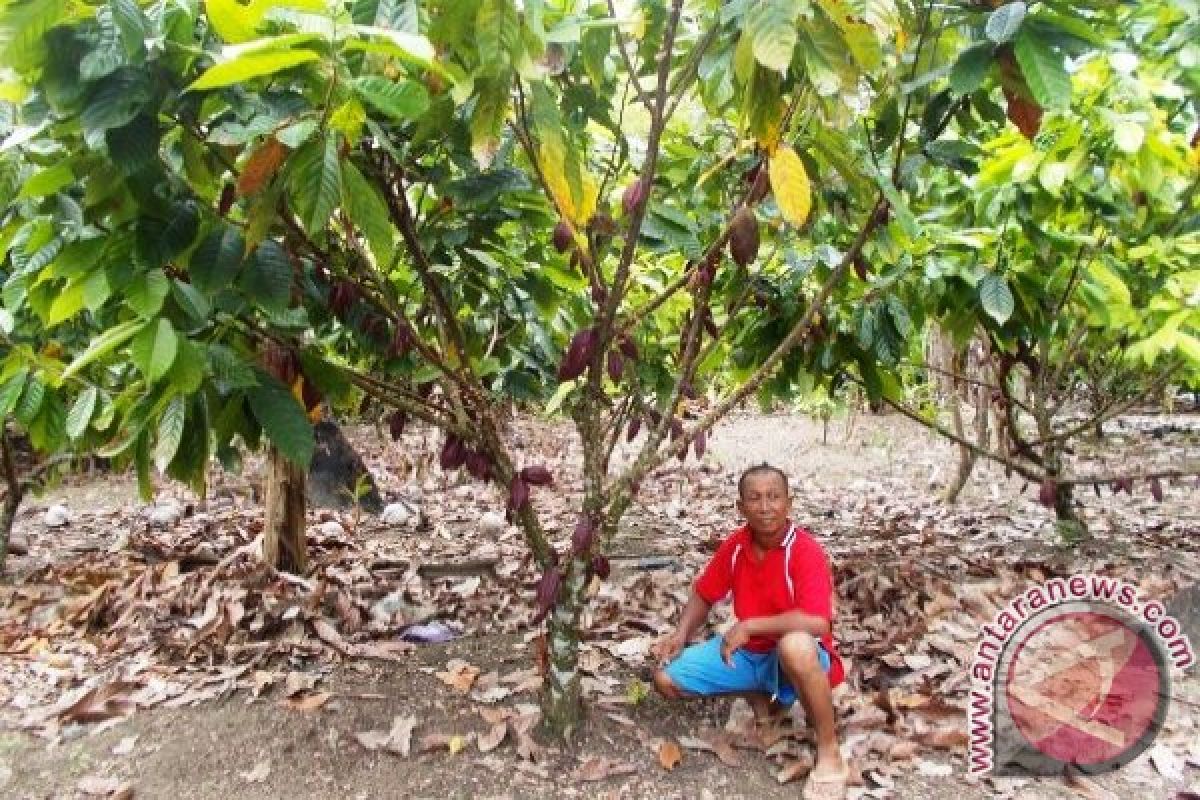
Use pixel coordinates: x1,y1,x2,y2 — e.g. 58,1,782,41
541,556,588,740
942,400,974,504
0,422,21,572
262,445,308,573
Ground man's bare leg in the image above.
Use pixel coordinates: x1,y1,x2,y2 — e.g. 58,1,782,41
777,632,847,794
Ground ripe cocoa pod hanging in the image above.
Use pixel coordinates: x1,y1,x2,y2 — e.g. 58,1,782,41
439,435,467,470
590,554,611,580
465,450,492,482
508,476,531,511
552,220,573,253
606,350,624,383
531,566,562,624
557,328,598,382
390,320,414,358
622,178,647,216
572,516,596,554
744,162,769,205
1037,478,1057,508
729,208,760,267
387,410,407,441
520,465,554,486
300,379,322,412
218,183,236,217
618,336,638,361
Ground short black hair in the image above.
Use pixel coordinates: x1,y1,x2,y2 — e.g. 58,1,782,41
737,463,789,498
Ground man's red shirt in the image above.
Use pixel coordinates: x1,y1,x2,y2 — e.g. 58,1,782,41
695,523,845,688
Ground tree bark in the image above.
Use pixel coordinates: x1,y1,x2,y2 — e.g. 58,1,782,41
0,422,22,572
262,445,308,573
541,557,588,740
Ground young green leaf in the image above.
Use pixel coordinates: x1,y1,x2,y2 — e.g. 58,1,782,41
131,318,179,382
65,386,98,439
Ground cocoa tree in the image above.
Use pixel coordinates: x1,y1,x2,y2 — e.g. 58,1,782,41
0,0,1164,735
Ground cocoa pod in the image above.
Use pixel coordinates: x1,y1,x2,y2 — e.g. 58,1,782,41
1037,478,1057,508
744,162,769,205
606,351,623,383
552,220,573,253
622,178,647,216
572,516,595,554
557,328,598,382
618,336,638,361
390,321,414,358
520,465,554,486
853,253,870,282
387,411,407,441
531,566,562,624
626,416,642,442
508,476,531,511
465,450,492,482
218,183,235,217
669,418,683,440
729,208,760,267
591,283,608,307
439,436,467,470
330,280,359,317
1149,477,1164,503
694,430,707,458
590,554,610,580
677,441,688,462
264,344,299,384
590,212,617,237
300,379,322,412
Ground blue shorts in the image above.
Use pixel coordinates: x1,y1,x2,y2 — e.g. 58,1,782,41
663,635,831,707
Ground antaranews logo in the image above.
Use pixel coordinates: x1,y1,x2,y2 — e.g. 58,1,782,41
969,574,1195,777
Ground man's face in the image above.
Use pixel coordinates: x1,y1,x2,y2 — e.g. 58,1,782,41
736,471,791,538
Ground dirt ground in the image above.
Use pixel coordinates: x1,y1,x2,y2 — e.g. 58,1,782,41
2,410,1198,799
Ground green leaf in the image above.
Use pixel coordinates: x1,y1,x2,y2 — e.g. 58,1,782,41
166,338,207,394
290,136,342,234
950,42,994,95
342,161,393,266
985,2,1026,44
1013,30,1070,110
66,386,98,440
131,319,179,382
0,370,28,417
14,378,45,425
979,273,1015,324
247,371,315,466
352,76,430,121
106,115,161,176
82,68,151,133
745,0,800,74
469,73,510,168
154,394,187,472
240,239,292,312
190,224,246,294
208,344,258,389
62,319,144,379
188,48,321,91
126,269,170,317
17,163,74,199
171,279,211,323
47,282,87,327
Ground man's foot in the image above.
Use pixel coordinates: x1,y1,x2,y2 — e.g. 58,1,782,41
801,757,849,800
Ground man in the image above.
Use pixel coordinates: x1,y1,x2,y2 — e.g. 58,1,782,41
651,464,848,800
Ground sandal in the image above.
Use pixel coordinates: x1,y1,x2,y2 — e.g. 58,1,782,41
801,767,849,800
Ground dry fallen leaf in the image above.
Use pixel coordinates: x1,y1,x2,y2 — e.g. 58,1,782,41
282,672,318,698
77,775,127,796
386,715,417,756
240,759,271,784
436,659,481,694
573,756,638,783
657,739,683,771
354,730,392,751
477,722,507,753
776,751,815,784
1064,768,1119,800
279,690,331,712
915,758,953,777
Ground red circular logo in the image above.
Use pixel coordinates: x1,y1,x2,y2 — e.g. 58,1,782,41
1002,608,1167,770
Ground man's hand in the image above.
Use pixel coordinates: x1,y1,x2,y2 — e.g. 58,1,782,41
651,631,688,666
720,621,753,666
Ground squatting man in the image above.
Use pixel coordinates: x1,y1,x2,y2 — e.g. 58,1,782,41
651,464,849,800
